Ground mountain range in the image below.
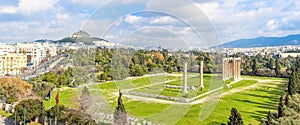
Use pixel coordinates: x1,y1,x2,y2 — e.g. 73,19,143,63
221,34,300,48
35,30,300,48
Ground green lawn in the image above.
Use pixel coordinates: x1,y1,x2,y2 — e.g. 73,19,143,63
132,74,218,98
44,88,79,110
125,101,170,117
176,80,286,125
226,80,258,90
242,75,287,80
45,74,286,125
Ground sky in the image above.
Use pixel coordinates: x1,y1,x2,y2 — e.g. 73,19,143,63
0,0,299,47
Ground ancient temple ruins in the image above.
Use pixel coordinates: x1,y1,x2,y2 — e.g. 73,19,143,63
222,57,241,81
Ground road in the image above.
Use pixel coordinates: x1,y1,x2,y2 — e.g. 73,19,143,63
20,56,67,80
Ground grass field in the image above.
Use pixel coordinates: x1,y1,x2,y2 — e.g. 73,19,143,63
132,74,230,98
42,73,287,125
226,80,258,90
242,75,288,80
176,81,286,125
44,88,80,110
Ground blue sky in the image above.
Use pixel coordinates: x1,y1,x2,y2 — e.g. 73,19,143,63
0,0,299,47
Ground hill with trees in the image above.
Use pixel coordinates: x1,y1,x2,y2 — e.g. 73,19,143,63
54,30,108,45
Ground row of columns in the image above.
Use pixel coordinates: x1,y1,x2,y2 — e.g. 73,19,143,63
182,60,204,94
222,57,241,81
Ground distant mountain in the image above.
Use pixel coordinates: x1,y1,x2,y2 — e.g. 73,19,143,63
55,30,108,45
221,34,300,48
34,39,54,43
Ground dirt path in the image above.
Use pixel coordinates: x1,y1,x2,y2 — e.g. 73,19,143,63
122,79,285,105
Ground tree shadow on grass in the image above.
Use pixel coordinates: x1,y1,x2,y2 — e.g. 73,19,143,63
231,98,277,112
232,98,271,106
207,121,226,125
241,110,265,122
239,93,279,107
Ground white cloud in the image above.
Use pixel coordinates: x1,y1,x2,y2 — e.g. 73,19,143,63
56,13,69,20
150,16,176,24
0,6,17,14
190,0,300,42
70,0,106,7
120,0,145,4
195,2,219,18
265,19,280,31
124,14,141,24
0,0,59,15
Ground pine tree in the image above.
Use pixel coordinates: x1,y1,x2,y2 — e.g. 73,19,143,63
114,89,127,125
228,108,244,125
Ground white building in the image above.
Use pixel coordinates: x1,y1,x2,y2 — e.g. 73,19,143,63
15,43,42,67
15,42,57,67
0,43,16,54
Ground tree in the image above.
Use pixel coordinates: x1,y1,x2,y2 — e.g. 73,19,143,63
0,78,32,103
268,58,275,69
153,52,164,63
251,58,258,75
114,89,127,125
43,72,58,85
15,99,43,124
58,75,67,86
287,61,300,95
47,104,97,125
275,58,281,77
262,60,300,124
228,108,243,125
278,95,284,117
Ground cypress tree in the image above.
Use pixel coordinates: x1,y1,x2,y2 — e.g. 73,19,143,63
251,58,258,75
284,94,290,107
275,58,280,77
228,108,244,125
114,89,127,125
287,61,300,95
278,95,284,117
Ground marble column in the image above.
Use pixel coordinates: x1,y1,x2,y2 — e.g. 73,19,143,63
199,60,204,90
222,58,226,80
237,58,241,79
183,62,188,94
233,59,237,80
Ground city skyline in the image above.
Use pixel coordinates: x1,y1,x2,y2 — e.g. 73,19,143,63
0,0,299,45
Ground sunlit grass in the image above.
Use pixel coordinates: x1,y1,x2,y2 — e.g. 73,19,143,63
176,80,286,125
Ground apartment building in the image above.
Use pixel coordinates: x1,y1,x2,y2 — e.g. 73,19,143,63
15,42,57,67
0,53,27,77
